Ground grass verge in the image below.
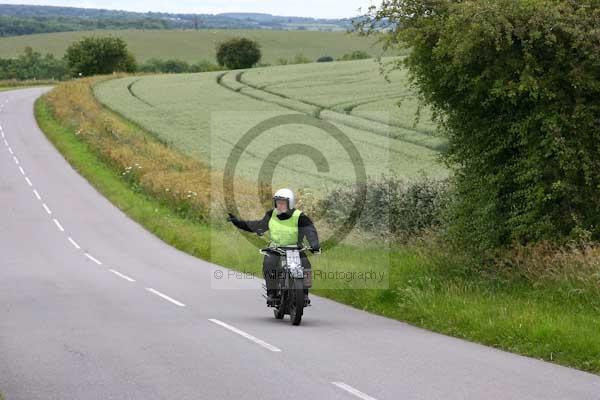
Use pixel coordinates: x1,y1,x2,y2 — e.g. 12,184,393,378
34,79,600,374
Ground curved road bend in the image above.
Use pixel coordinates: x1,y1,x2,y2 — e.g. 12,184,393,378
0,88,599,400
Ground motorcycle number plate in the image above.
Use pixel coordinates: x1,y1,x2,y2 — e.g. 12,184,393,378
285,250,304,279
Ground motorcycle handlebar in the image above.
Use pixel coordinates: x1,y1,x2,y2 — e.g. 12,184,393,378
259,245,314,256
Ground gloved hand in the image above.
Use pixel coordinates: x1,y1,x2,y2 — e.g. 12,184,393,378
227,213,238,224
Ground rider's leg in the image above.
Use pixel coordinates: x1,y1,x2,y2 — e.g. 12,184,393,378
300,254,312,301
262,254,280,298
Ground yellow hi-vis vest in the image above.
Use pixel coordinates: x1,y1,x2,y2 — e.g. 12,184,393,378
268,209,302,246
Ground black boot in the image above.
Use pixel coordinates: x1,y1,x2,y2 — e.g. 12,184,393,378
304,289,310,306
266,289,280,306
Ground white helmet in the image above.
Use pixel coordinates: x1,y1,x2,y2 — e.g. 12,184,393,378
273,188,295,210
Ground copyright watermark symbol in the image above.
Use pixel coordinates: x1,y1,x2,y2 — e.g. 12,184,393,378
208,110,393,290
211,112,368,250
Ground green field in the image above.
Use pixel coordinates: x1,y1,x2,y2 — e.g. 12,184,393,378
94,58,447,198
0,29,396,64
241,59,438,134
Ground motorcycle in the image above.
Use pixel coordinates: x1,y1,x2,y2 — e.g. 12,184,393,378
259,244,316,326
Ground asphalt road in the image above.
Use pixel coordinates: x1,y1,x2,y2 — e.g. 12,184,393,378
0,87,599,400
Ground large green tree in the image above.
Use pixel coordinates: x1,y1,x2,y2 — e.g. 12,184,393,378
64,36,136,77
216,38,262,69
358,0,600,253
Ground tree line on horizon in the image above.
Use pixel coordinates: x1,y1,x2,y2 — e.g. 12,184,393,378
0,36,371,81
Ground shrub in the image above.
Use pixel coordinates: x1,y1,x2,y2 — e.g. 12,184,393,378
293,54,311,64
161,59,190,74
338,50,370,61
65,36,136,76
138,58,221,74
316,56,334,63
137,58,165,73
190,60,221,73
216,38,262,69
317,176,450,240
0,46,69,80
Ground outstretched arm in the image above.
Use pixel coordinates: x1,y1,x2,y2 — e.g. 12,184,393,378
228,210,271,235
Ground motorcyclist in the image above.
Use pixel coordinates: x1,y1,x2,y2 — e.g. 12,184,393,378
227,188,320,305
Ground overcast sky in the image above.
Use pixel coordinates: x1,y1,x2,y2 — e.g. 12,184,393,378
1,0,376,19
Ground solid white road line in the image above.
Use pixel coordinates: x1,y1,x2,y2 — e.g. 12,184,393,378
33,189,41,200
331,382,378,400
109,269,136,282
8,147,13,154
146,288,186,307
67,236,81,250
42,203,52,214
84,253,102,265
208,318,282,352
53,218,65,232
25,177,32,186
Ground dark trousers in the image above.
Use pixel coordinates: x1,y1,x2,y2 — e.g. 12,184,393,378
263,253,312,295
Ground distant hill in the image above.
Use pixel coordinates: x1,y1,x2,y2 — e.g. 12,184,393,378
0,4,353,37
219,12,350,24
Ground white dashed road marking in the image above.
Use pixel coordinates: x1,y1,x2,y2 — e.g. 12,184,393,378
146,288,186,307
208,318,282,352
331,382,378,400
84,253,103,265
42,203,52,214
53,218,65,232
109,269,136,282
67,237,81,250
33,189,41,200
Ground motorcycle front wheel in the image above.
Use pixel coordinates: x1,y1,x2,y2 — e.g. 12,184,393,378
289,279,304,326
273,290,285,319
